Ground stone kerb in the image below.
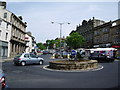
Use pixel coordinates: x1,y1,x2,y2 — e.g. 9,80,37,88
49,60,98,70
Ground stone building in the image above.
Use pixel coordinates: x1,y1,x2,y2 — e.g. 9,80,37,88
111,19,120,47
10,13,27,57
93,19,120,48
75,17,105,48
93,21,112,48
70,17,120,49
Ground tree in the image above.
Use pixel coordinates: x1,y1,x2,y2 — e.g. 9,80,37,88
66,32,85,49
36,43,46,50
46,40,56,49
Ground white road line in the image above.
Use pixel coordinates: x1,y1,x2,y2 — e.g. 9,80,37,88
43,65,104,72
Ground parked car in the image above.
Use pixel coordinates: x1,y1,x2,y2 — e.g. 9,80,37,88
43,50,49,55
88,52,114,62
0,69,7,89
13,53,44,66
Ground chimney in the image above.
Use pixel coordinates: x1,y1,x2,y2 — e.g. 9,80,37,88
0,1,6,9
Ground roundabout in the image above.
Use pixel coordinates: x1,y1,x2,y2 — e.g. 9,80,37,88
43,60,104,72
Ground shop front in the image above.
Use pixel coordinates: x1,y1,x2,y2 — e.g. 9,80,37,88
0,41,8,59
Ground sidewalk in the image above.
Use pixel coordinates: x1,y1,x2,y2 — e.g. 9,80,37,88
0,58,13,62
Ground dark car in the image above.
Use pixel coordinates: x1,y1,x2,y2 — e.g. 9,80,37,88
88,53,114,62
0,69,7,89
43,50,49,55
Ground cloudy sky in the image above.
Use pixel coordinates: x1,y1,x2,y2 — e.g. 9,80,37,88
5,0,119,43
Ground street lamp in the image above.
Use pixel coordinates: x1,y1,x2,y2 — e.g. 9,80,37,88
51,21,70,58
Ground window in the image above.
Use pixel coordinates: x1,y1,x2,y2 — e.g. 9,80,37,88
24,54,29,58
94,30,99,35
103,28,108,33
6,23,9,29
4,13,7,18
5,33,8,40
0,30,1,36
30,54,37,58
0,20,2,25
116,29,120,34
103,34,108,42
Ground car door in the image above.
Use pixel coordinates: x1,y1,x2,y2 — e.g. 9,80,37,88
24,54,31,64
30,54,38,64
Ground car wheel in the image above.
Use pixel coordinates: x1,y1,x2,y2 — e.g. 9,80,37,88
21,61,26,66
39,60,43,65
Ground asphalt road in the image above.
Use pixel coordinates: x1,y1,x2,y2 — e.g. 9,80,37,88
2,54,120,89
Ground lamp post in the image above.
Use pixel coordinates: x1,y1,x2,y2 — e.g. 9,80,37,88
51,22,70,58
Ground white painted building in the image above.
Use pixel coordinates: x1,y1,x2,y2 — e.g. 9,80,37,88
0,2,12,58
25,32,36,53
25,32,33,53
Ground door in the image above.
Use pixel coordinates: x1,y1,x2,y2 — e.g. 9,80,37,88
24,54,31,64
29,54,38,64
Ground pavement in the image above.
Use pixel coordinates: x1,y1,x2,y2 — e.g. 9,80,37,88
0,58,13,63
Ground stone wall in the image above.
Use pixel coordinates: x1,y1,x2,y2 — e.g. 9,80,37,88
49,60,98,70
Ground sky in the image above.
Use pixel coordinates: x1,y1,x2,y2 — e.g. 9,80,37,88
4,0,119,43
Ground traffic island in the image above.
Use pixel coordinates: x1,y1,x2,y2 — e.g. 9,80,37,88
47,60,99,71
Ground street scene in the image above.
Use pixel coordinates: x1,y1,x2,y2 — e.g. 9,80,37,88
0,0,120,89
2,54,120,88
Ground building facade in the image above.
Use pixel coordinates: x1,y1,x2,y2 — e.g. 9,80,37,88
93,21,112,47
10,13,27,57
75,17,105,48
70,17,120,49
93,19,120,48
0,2,12,58
111,19,120,47
25,32,35,53
0,1,27,58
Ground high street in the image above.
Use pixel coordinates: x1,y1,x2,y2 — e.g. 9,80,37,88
2,54,120,89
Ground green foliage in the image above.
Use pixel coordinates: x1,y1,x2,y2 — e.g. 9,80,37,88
66,32,85,49
46,39,62,49
46,40,56,49
36,43,46,50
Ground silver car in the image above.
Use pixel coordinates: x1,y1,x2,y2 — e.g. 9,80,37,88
13,53,44,66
